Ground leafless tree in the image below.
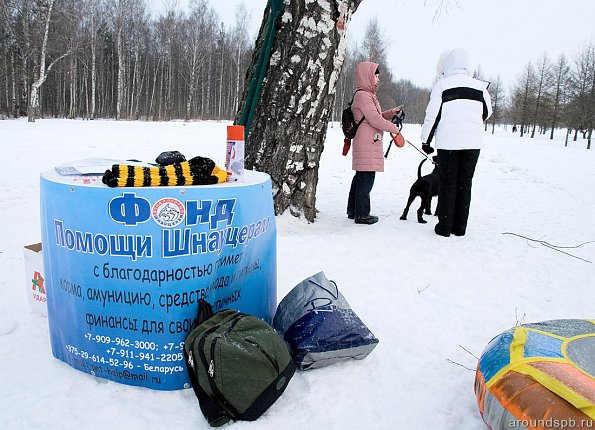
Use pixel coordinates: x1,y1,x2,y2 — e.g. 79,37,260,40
549,54,569,140
488,76,505,134
232,3,250,115
510,63,536,137
28,0,72,122
568,43,595,148
1,0,591,157
529,54,552,138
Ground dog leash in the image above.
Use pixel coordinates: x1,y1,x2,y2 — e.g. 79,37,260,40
384,110,405,158
406,139,436,164
383,109,436,165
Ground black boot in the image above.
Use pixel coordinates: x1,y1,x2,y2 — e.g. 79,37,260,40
355,215,379,225
434,224,450,237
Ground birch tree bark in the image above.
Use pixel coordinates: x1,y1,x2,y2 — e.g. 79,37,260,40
20,0,32,118
27,0,70,122
233,3,249,115
90,0,97,119
236,0,362,222
217,26,225,119
184,0,213,119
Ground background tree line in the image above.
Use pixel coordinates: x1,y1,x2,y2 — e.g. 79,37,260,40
335,20,595,152
507,46,595,148
0,0,593,151
0,0,429,123
0,0,253,121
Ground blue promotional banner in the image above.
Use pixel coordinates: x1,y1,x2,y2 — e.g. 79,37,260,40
40,168,276,391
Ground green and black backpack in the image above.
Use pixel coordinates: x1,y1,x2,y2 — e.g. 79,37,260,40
184,300,295,427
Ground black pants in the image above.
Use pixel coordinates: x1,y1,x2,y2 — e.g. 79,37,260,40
435,149,480,235
347,171,376,219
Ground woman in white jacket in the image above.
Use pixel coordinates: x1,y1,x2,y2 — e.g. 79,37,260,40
420,48,492,237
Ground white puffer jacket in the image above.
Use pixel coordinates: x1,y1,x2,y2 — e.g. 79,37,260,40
421,48,492,150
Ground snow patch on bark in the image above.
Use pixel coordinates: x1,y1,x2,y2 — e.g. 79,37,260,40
297,1,336,118
282,183,291,195
296,85,313,115
328,8,349,94
288,161,304,170
329,70,339,94
298,16,318,38
270,50,281,66
315,0,331,13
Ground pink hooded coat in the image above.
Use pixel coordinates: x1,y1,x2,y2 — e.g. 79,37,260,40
351,61,399,172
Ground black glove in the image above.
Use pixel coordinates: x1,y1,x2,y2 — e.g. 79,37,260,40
156,151,186,166
391,110,405,126
422,143,434,154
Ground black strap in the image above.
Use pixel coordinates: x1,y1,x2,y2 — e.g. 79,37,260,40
349,88,364,105
201,315,245,420
350,89,365,125
197,299,214,325
184,346,230,427
186,299,231,426
236,360,296,421
426,103,442,146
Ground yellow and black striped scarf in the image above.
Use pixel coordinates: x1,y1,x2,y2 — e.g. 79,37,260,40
102,156,227,188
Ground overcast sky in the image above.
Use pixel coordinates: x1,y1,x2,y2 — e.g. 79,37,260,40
152,0,595,91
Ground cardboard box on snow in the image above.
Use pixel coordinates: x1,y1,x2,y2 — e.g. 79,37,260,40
23,243,47,317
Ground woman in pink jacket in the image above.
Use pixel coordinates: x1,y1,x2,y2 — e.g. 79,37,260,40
347,61,402,224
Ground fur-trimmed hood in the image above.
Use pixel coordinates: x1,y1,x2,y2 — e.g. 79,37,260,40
439,48,471,77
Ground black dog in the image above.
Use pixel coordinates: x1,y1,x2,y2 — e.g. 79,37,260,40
400,156,440,224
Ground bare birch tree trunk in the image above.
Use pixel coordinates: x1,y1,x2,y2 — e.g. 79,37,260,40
114,0,130,120
236,0,361,222
69,49,77,118
28,0,69,122
116,26,125,119
185,27,197,119
206,49,212,117
20,0,31,118
10,51,18,117
90,0,97,119
149,57,159,119
2,50,8,111
129,44,139,119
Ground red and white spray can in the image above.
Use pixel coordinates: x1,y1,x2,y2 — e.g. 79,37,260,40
226,125,245,182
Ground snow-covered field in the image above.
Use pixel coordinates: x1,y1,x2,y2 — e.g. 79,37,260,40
0,118,593,429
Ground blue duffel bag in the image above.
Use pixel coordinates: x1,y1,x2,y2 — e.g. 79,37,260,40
273,271,379,370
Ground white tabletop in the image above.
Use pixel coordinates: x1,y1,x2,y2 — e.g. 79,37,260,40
41,158,270,188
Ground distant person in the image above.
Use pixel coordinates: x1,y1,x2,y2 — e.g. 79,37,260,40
347,61,403,225
512,125,518,133
420,48,492,237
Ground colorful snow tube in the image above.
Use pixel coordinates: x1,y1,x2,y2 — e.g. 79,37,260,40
475,319,595,430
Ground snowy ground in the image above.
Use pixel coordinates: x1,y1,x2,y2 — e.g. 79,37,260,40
0,118,593,429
